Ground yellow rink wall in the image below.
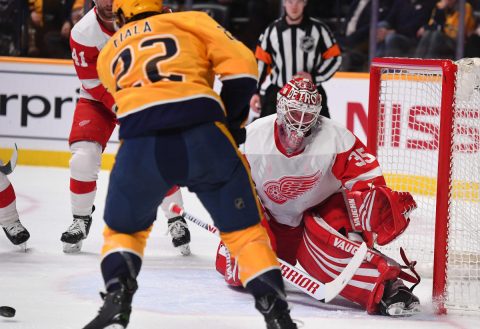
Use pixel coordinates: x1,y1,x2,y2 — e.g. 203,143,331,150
0,147,116,170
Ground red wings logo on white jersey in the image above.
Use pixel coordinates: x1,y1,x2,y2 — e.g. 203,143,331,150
263,171,321,204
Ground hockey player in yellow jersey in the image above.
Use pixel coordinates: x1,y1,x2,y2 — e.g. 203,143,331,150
83,1,298,328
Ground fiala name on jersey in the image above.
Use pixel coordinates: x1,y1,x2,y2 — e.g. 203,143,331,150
113,21,153,48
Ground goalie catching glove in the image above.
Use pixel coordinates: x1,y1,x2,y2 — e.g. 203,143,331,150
344,186,417,247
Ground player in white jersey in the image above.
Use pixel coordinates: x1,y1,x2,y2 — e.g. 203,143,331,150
216,77,421,316
60,0,191,255
0,163,29,248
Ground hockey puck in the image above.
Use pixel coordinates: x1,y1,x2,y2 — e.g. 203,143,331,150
0,306,16,318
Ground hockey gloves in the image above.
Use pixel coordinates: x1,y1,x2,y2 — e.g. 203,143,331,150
344,186,417,247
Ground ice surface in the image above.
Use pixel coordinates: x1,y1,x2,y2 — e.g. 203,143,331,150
1,166,479,328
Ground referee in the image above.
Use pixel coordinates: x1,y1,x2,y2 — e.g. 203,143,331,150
250,0,342,118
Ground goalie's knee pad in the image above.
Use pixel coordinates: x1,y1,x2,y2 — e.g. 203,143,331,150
220,223,279,285
70,141,102,182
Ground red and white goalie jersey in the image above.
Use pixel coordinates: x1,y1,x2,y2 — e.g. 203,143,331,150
70,7,115,110
244,115,385,228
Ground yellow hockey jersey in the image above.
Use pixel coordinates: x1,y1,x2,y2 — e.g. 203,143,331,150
97,11,258,138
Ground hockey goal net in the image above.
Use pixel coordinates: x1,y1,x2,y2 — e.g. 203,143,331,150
368,57,480,314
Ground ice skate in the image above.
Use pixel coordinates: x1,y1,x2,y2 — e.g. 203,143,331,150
2,219,30,250
167,216,191,256
379,279,421,317
83,277,137,329
61,206,94,253
255,293,297,329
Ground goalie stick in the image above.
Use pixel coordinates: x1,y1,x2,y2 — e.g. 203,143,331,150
0,306,15,318
169,203,368,303
0,144,18,175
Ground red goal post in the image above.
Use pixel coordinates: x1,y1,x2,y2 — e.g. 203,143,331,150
367,57,480,314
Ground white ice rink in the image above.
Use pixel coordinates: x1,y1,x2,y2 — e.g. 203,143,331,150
1,165,479,329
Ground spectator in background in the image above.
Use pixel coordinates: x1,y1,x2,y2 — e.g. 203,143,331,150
240,0,271,50
28,0,84,58
415,0,476,59
338,0,393,72
376,0,436,57
250,0,341,119
465,24,480,58
0,0,27,56
305,0,337,21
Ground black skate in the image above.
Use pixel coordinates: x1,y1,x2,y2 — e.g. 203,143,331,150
61,206,94,253
2,219,30,249
167,216,191,256
255,293,297,329
379,279,421,316
83,277,137,329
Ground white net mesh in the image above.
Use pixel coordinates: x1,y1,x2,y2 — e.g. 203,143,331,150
371,59,480,312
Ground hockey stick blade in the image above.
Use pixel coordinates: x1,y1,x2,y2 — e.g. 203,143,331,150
0,144,18,175
169,203,366,303
0,306,16,318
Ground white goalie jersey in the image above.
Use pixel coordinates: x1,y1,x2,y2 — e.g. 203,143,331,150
244,115,385,228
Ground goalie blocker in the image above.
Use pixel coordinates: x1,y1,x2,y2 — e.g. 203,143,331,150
216,191,421,316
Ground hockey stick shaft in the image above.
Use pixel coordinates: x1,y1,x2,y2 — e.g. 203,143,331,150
169,203,367,303
0,144,18,175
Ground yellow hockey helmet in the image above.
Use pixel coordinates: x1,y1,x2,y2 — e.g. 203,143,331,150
113,0,163,25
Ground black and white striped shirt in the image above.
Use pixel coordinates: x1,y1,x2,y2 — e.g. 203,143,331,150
255,15,342,92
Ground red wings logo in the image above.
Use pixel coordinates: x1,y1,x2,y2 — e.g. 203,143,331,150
263,171,321,204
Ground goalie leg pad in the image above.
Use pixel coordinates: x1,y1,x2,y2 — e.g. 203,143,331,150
220,223,279,285
215,241,242,286
297,212,402,314
297,216,380,309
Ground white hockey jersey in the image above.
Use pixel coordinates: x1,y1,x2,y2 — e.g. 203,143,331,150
244,115,385,228
70,8,115,110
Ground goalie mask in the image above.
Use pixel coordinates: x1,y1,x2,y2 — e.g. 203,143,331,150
276,77,322,152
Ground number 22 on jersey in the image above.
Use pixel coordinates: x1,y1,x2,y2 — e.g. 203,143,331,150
111,35,185,91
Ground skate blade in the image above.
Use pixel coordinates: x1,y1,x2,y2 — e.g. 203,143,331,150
178,244,191,256
63,241,82,253
17,242,27,252
386,302,421,317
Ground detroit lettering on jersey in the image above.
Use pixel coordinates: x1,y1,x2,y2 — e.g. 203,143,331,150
112,21,153,48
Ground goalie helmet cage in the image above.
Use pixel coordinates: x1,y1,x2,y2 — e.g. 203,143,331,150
367,57,480,315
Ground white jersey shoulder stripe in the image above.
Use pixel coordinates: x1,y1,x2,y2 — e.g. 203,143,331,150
80,78,102,89
71,9,110,49
343,167,384,190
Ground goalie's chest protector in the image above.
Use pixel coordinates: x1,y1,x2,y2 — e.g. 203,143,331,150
245,115,356,228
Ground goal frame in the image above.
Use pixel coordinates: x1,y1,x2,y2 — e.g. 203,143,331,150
367,57,458,314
